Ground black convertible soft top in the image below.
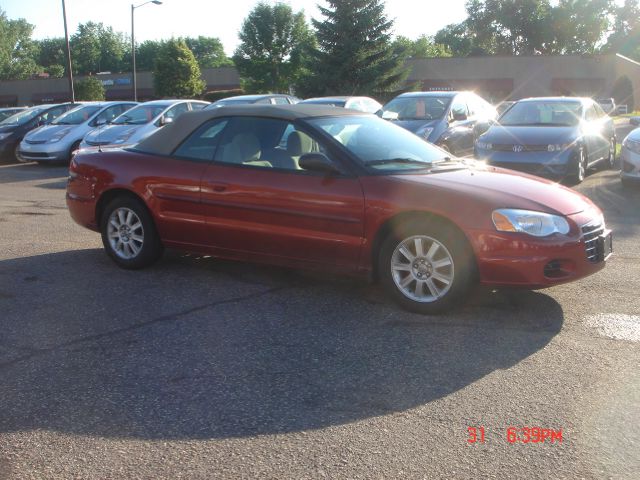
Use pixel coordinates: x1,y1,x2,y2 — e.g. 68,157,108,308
134,104,368,156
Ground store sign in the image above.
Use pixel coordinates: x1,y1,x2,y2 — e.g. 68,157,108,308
115,78,131,86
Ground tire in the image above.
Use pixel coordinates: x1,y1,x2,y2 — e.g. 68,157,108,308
378,220,476,314
100,196,163,269
569,146,586,184
68,140,81,162
605,137,616,169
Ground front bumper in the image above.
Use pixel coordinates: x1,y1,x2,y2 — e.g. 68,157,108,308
469,210,609,288
475,149,573,179
620,145,640,181
17,141,69,163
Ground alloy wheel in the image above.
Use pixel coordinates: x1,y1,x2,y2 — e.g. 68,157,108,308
107,207,145,259
390,235,455,303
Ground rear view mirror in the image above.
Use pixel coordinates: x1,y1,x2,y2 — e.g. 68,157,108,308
298,153,340,174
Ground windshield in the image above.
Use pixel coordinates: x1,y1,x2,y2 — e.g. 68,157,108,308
0,107,44,126
381,96,451,121
499,101,583,126
307,115,451,171
112,105,165,125
52,105,101,125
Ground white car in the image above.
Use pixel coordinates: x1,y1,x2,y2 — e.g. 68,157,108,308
80,99,209,148
621,127,640,187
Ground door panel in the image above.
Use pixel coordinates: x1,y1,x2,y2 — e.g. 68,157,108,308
197,116,365,268
200,164,365,267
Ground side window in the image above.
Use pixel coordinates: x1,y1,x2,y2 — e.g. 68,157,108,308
173,119,229,162
272,97,289,105
593,103,606,118
94,105,124,125
215,117,331,172
450,99,468,119
42,106,66,123
164,103,189,120
255,98,272,104
189,102,207,111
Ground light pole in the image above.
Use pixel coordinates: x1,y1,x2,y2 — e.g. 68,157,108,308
61,0,75,103
131,0,162,102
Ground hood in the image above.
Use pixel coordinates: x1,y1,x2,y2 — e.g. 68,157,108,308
480,125,579,145
85,124,142,143
626,127,640,142
390,118,440,133
396,164,594,216
25,124,74,141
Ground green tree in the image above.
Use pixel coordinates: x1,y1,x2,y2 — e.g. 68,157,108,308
434,23,475,56
184,36,233,69
153,38,205,97
98,25,128,72
550,0,612,54
45,64,65,78
70,22,101,74
301,0,407,97
603,0,640,60
36,37,66,70
74,76,106,101
233,3,314,93
393,35,451,58
135,40,163,71
0,9,40,80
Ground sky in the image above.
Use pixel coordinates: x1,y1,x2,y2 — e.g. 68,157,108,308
1,0,468,56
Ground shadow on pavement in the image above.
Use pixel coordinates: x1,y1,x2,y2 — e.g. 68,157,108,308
0,162,68,185
0,249,564,439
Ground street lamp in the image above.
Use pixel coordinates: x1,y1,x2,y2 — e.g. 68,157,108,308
131,0,162,102
61,0,75,103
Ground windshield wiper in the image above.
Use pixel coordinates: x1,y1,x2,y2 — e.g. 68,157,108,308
365,158,432,167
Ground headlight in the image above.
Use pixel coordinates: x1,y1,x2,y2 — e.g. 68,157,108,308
0,133,13,141
476,141,492,150
547,143,571,152
114,133,133,144
49,135,67,143
623,137,640,155
492,209,570,237
418,127,434,139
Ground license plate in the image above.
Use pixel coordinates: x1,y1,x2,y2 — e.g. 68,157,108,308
598,230,613,261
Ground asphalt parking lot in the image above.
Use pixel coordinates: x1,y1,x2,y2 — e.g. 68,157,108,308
0,140,639,478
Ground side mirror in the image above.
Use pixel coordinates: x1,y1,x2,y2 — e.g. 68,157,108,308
630,116,640,126
159,116,173,126
452,110,467,121
298,153,340,174
381,110,399,120
95,118,107,126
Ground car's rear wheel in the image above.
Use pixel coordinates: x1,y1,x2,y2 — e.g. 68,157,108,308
569,146,586,184
100,196,163,269
378,221,476,314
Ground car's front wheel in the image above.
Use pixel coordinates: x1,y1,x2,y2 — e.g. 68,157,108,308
569,146,587,184
378,222,476,314
100,196,163,269
605,137,616,169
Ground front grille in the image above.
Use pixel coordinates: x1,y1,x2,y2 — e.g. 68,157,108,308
84,140,109,146
17,151,49,158
489,161,550,175
492,144,549,152
24,139,46,145
581,222,604,263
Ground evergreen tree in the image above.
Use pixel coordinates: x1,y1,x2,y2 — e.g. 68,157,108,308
300,0,407,97
153,39,205,98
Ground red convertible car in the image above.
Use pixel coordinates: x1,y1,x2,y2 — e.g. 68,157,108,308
66,105,612,314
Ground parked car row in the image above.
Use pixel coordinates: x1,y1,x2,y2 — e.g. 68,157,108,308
0,99,210,164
